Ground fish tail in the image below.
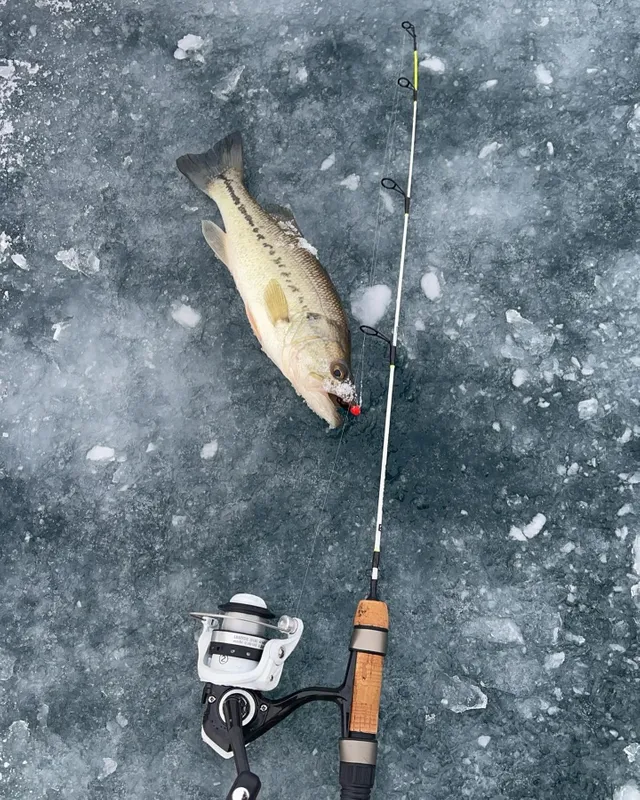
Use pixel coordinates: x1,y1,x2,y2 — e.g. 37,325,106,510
176,131,243,198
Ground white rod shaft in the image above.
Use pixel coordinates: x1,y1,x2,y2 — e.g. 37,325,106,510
372,94,418,563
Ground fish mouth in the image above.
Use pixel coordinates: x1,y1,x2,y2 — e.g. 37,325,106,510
329,392,351,411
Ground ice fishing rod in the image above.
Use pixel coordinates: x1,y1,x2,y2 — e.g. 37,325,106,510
188,21,418,800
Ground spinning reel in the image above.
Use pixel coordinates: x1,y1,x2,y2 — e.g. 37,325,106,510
191,592,388,800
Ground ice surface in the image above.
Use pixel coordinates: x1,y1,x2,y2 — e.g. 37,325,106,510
3,1,640,798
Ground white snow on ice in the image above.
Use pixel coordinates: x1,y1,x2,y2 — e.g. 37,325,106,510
200,441,219,460
535,64,554,86
578,398,598,419
421,272,441,300
339,174,360,191
351,284,392,327
86,446,115,462
171,303,201,328
320,152,335,171
420,56,446,74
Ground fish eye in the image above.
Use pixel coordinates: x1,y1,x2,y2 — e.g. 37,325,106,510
330,360,350,381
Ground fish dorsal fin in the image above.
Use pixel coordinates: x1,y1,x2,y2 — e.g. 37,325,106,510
265,203,304,238
264,278,289,325
201,220,230,268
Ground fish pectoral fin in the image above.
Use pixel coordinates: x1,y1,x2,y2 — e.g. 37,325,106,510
264,278,290,326
201,220,230,268
265,203,304,238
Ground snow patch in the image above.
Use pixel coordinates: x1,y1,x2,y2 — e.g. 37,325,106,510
535,64,554,85
421,272,441,300
512,368,529,387
544,652,565,670
479,141,501,159
510,513,546,540
351,285,392,327
477,735,491,748
10,253,28,270
577,398,598,420
339,174,360,191
98,758,117,780
86,446,115,462
420,56,446,74
200,441,219,460
614,784,640,800
480,79,498,90
174,34,204,61
632,534,640,574
171,303,201,328
320,152,335,171
55,248,100,275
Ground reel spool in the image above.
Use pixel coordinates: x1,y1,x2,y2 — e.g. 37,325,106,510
190,593,303,692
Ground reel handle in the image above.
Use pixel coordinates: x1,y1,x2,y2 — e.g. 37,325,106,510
339,599,389,800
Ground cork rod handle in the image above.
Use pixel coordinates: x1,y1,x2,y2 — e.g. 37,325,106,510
348,599,389,735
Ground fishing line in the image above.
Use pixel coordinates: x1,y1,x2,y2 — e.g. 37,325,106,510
294,25,408,618
367,20,419,599
294,421,347,617
355,31,408,406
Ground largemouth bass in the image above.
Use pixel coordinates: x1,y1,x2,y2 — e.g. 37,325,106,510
177,131,355,428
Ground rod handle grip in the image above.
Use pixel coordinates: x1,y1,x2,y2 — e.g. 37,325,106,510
348,599,388,735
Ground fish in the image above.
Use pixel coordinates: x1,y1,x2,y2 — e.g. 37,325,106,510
176,131,356,429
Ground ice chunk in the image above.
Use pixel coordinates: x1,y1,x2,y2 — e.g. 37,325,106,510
171,303,201,328
624,744,640,763
578,398,598,419
617,504,633,517
509,525,527,541
339,174,360,191
86,446,115,462
462,617,524,645
477,735,491,748
614,784,640,800
213,65,245,99
512,369,529,387
55,248,100,275
174,34,204,61
480,79,498,90
535,64,554,85
420,56,446,74
351,285,392,327
544,652,565,670
200,441,218,460
421,272,441,300
320,153,335,171
439,675,487,713
633,534,640,575
0,648,16,680
10,253,28,270
98,758,117,780
479,141,500,159
522,513,546,538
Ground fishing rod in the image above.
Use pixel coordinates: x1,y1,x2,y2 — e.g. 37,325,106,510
188,21,419,800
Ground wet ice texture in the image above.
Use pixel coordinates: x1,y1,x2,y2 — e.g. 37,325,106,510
3,0,640,799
